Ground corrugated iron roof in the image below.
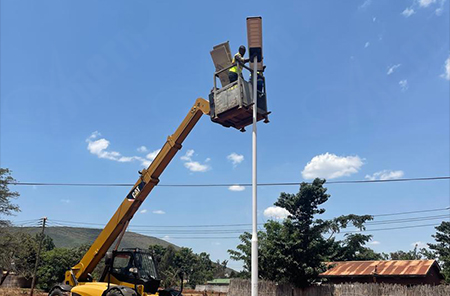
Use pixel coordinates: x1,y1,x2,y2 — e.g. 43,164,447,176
320,260,439,277
207,279,231,285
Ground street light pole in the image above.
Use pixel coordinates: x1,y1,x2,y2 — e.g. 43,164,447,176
251,55,258,296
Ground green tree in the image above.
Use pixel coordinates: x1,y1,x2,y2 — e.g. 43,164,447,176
213,259,229,278
158,245,177,287
189,252,214,288
0,230,55,286
149,245,167,265
149,245,215,289
428,221,450,282
0,168,20,227
388,244,424,260
229,178,375,288
36,244,88,291
330,234,383,261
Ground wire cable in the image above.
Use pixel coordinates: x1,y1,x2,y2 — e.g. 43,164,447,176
42,207,449,229
150,223,443,239
8,176,450,187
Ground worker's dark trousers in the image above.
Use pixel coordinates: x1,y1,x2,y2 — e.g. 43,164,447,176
228,72,238,83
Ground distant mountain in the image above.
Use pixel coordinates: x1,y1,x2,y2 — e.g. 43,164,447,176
10,226,179,250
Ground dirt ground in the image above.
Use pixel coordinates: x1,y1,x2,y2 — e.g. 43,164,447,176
0,288,47,296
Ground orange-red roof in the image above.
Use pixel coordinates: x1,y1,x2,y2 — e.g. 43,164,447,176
320,260,440,277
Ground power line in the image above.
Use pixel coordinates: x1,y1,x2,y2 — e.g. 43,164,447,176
8,176,450,188
25,211,448,236
45,215,448,235
340,223,441,234
365,214,449,225
148,223,443,239
40,207,448,229
373,207,450,217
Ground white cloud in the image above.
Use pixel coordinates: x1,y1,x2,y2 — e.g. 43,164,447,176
140,209,148,214
436,0,447,15
86,132,159,167
365,170,404,181
403,0,445,17
387,64,401,75
368,241,381,245
364,42,370,48
184,161,210,172
228,185,245,192
302,153,364,180
86,136,126,162
153,210,166,215
441,55,450,80
212,242,221,246
399,79,408,91
60,199,70,203
264,206,290,220
181,149,194,161
137,146,148,153
146,149,161,162
139,149,161,167
359,0,372,10
372,17,376,22
402,7,415,17
180,149,211,172
87,138,109,155
227,153,244,166
89,131,101,139
419,0,436,7
118,156,137,162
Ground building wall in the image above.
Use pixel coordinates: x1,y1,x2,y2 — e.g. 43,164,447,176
1,275,31,288
195,284,229,293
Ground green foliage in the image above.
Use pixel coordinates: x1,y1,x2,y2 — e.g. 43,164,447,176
428,221,450,282
36,244,89,291
330,234,383,261
228,178,377,288
386,244,425,260
0,168,20,227
213,259,229,278
0,228,55,287
149,245,215,289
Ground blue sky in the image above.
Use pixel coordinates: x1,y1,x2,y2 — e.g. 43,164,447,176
1,0,449,271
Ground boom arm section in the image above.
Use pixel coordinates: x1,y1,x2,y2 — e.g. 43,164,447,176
66,98,210,285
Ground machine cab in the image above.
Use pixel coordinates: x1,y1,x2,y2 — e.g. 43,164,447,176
102,249,161,294
209,42,269,131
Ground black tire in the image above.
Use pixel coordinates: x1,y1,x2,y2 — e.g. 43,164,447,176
105,288,124,296
49,288,64,296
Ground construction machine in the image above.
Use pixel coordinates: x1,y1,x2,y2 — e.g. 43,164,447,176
48,38,268,296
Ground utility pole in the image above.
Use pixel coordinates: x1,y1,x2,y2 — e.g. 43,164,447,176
30,217,47,296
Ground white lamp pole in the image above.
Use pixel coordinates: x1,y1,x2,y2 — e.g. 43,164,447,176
251,54,258,296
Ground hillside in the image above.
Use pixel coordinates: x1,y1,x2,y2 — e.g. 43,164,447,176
11,226,179,250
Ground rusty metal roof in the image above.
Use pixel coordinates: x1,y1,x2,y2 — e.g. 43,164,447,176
320,260,440,278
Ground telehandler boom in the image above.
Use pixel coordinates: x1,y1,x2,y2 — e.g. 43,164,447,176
49,99,211,296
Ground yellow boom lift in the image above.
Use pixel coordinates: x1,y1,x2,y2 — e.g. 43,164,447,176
49,21,268,296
